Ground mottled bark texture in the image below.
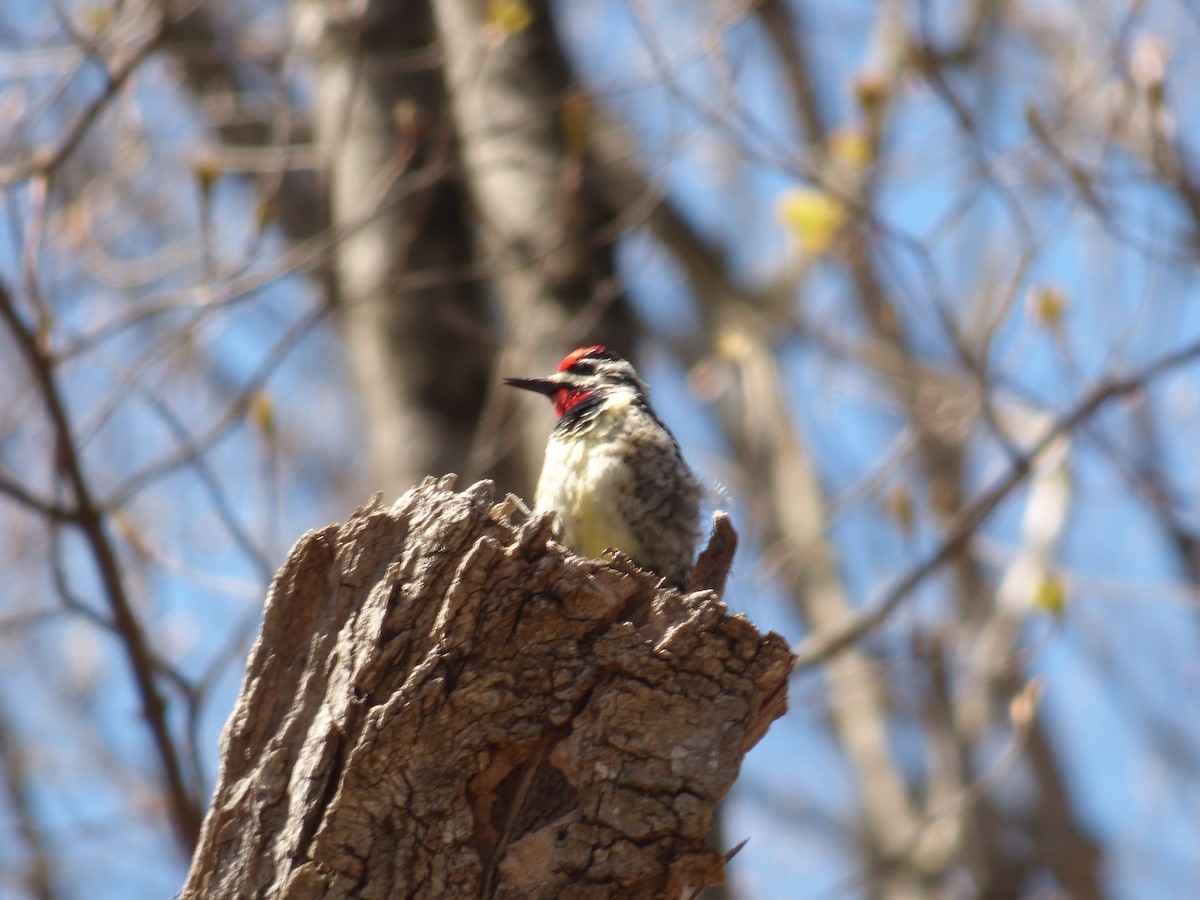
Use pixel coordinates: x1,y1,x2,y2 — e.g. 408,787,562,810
183,476,791,899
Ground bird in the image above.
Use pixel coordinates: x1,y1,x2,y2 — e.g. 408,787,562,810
504,345,702,587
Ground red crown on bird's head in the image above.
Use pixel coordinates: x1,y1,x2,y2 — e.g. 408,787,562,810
558,345,608,371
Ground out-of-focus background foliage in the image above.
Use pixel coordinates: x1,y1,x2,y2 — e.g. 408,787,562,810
2,0,1199,896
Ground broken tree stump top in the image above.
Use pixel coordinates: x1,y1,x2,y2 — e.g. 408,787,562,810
183,475,792,899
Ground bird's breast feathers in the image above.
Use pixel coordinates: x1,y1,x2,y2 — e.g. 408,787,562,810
535,398,640,559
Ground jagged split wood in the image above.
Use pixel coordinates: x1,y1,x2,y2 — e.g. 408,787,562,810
182,476,792,899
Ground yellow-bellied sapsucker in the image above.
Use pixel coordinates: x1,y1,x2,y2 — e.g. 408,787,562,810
505,346,702,587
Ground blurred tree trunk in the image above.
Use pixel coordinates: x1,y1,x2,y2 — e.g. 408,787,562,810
429,0,638,492
285,0,637,501
295,0,510,498
181,478,790,899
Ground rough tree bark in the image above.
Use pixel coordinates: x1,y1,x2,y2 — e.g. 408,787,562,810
182,476,791,899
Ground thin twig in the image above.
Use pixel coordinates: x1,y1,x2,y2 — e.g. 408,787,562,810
0,6,173,185
794,335,1200,669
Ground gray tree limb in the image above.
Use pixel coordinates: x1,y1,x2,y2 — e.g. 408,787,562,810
182,477,791,899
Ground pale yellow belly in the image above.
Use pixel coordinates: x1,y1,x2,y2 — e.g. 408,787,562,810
558,486,638,560
534,423,639,560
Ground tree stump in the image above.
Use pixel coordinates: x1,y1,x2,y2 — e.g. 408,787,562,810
182,476,792,899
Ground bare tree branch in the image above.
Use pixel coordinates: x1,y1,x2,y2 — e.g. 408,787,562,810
0,3,172,185
0,279,202,849
795,333,1200,670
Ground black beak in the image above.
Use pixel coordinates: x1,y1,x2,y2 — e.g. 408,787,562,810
503,376,562,397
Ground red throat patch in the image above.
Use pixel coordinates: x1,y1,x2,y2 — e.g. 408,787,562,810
558,345,607,372
553,388,594,418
